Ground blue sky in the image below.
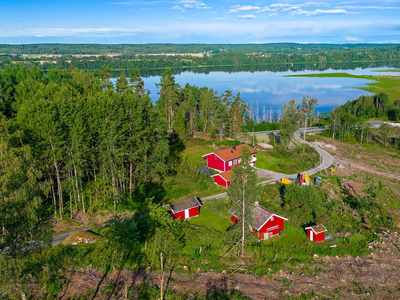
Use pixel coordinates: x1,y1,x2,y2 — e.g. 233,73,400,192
1,0,400,44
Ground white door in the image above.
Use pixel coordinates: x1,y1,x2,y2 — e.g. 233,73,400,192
310,230,313,241
184,209,189,219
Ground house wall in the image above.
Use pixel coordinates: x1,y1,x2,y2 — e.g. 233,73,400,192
224,159,242,172
172,210,185,220
214,175,229,187
206,154,225,172
258,216,285,239
307,229,325,243
188,206,199,218
172,206,199,220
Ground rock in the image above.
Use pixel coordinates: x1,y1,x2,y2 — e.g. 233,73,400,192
222,270,226,274
313,254,319,258
183,265,188,271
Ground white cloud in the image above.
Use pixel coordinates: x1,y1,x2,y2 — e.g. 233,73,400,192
269,13,278,17
216,17,228,20
257,7,271,12
228,5,261,13
237,14,257,19
291,8,351,16
172,5,181,9
337,5,400,10
346,36,362,41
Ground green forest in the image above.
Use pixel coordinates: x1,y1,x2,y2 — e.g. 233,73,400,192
1,44,400,76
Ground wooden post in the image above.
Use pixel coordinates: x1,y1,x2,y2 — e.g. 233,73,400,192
160,253,164,300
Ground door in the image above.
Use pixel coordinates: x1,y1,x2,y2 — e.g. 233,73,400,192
184,209,189,219
310,230,313,241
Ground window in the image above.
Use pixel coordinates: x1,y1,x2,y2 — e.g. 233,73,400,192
233,159,237,165
228,161,232,166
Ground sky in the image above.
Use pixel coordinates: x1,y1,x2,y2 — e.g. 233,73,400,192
1,0,400,44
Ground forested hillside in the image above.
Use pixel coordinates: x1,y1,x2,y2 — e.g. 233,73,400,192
0,65,255,219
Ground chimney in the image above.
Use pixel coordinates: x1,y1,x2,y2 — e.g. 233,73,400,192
232,145,236,150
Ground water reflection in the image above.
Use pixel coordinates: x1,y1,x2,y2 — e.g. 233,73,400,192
142,68,390,114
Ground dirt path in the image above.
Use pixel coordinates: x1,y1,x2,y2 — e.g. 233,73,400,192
56,231,400,299
336,157,400,181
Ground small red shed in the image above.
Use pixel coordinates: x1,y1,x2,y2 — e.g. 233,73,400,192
229,202,288,240
305,224,327,243
213,170,232,188
202,144,257,173
169,197,201,220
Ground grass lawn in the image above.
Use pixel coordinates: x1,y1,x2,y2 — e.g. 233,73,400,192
188,198,231,232
255,146,318,174
285,72,400,101
182,145,213,163
255,152,284,172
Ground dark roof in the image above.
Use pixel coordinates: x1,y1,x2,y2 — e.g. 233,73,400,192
169,197,201,213
198,166,213,176
305,224,327,234
205,144,257,162
229,202,287,230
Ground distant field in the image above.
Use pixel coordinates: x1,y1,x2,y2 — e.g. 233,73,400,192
286,72,400,101
372,69,400,72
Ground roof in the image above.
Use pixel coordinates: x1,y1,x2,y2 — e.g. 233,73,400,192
229,202,287,231
205,144,257,162
198,166,213,176
169,197,201,213
305,224,327,234
214,170,232,181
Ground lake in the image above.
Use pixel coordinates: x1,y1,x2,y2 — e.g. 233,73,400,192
141,67,400,116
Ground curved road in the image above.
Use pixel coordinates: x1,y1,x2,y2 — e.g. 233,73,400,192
202,130,334,201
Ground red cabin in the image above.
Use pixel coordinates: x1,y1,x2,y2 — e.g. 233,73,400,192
305,224,327,243
169,197,201,220
213,170,232,188
229,202,288,240
202,144,257,173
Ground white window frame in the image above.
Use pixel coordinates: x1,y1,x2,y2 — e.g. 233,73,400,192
228,161,232,167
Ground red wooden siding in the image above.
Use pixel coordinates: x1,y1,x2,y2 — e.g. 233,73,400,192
231,215,239,224
214,175,229,187
189,206,199,218
172,210,185,220
257,216,285,240
171,206,199,220
307,229,325,243
205,154,225,172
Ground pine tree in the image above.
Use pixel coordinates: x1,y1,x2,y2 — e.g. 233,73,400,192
228,147,259,257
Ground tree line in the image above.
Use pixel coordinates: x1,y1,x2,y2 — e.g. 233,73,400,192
325,93,400,147
0,64,255,220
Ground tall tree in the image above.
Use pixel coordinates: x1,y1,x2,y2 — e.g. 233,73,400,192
156,68,180,132
298,95,318,152
279,99,300,149
0,118,49,299
228,147,259,257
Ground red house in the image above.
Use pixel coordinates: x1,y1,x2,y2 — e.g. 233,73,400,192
305,224,327,243
230,202,288,240
213,170,232,188
202,144,257,173
169,197,201,220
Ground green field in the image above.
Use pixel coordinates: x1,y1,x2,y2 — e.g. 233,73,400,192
188,197,231,232
285,72,400,101
255,145,319,174
373,69,400,72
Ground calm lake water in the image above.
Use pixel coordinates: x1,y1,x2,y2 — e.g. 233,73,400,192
141,67,400,115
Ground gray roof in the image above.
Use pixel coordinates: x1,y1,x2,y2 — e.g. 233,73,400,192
229,202,287,230
169,197,201,213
